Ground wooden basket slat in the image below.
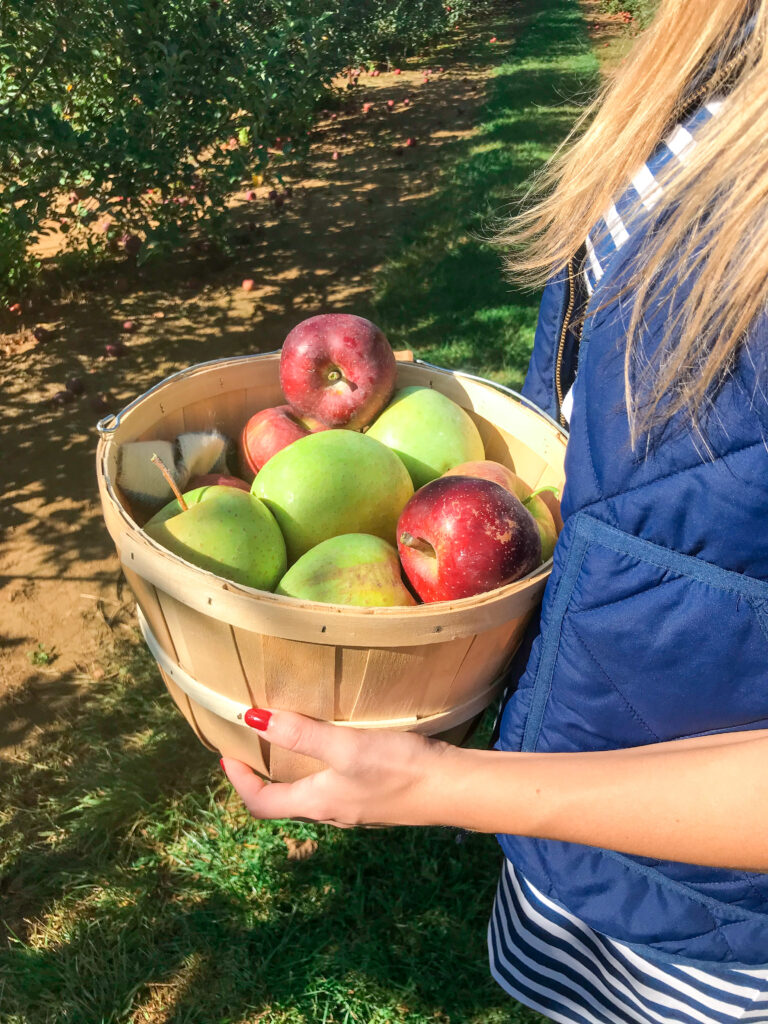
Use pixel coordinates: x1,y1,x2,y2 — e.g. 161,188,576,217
450,616,527,702
348,645,442,721
244,380,284,415
155,591,249,702
261,635,337,718
230,627,268,708
480,421,549,487
334,646,370,721
182,396,225,435
422,625,507,718
153,595,271,775
213,387,251,456
121,567,215,752
260,636,337,782
121,566,177,662
412,635,477,717
137,406,186,445
159,668,218,752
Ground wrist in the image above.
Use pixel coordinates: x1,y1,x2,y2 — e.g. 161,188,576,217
419,741,484,829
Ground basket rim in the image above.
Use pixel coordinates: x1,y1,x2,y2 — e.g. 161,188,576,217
97,353,567,621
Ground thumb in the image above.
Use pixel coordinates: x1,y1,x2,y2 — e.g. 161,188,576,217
243,707,357,769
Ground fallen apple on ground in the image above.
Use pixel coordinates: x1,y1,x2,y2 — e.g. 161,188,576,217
254,428,413,563
397,475,541,602
279,313,397,429
366,386,485,489
276,534,415,607
239,404,327,476
144,483,287,590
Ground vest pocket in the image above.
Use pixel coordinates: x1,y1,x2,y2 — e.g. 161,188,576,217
522,512,768,753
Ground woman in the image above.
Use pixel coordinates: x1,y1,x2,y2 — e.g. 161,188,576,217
222,1,768,1020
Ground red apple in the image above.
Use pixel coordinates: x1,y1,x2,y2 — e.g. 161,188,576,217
442,459,519,495
443,461,559,558
240,404,327,475
186,473,251,492
397,476,541,602
279,313,397,429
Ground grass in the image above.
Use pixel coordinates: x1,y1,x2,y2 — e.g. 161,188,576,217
369,0,598,391
0,2,597,1021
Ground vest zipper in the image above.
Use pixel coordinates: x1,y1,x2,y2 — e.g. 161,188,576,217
555,257,576,428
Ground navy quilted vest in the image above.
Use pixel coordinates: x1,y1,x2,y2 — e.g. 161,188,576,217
496,228,768,968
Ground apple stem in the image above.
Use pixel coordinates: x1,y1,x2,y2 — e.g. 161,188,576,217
150,452,188,511
399,532,436,556
525,484,561,504
327,369,342,382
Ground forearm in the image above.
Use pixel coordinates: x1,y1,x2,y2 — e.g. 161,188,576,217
438,729,768,871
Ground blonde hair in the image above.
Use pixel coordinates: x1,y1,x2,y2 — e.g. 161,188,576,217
499,0,768,443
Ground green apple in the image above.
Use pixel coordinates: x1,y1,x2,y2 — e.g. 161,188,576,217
253,429,414,562
523,492,558,562
366,386,485,489
144,485,286,590
276,534,416,607
506,477,558,561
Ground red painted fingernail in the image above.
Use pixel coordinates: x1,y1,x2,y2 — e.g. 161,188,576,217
244,707,272,731
219,758,226,770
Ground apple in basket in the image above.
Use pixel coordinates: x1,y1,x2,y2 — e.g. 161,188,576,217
397,475,541,602
254,429,413,563
239,404,328,476
276,534,415,606
366,386,485,489
443,460,559,562
143,459,286,590
279,313,397,429
185,473,251,492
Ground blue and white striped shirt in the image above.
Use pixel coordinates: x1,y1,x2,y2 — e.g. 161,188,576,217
490,862,768,1024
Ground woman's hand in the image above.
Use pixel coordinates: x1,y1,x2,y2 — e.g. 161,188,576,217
220,708,459,828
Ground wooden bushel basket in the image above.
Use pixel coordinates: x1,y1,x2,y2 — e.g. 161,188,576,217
96,353,567,782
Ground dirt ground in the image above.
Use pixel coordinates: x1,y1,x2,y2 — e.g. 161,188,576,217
0,3,634,756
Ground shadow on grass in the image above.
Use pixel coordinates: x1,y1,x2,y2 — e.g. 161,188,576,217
0,1,596,1021
370,0,598,390
0,637,534,1024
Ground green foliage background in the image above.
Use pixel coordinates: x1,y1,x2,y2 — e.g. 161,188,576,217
0,0,475,296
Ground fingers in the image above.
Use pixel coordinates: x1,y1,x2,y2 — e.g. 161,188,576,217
243,707,360,772
221,756,322,821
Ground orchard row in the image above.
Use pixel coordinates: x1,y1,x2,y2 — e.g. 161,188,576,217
0,0,479,300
